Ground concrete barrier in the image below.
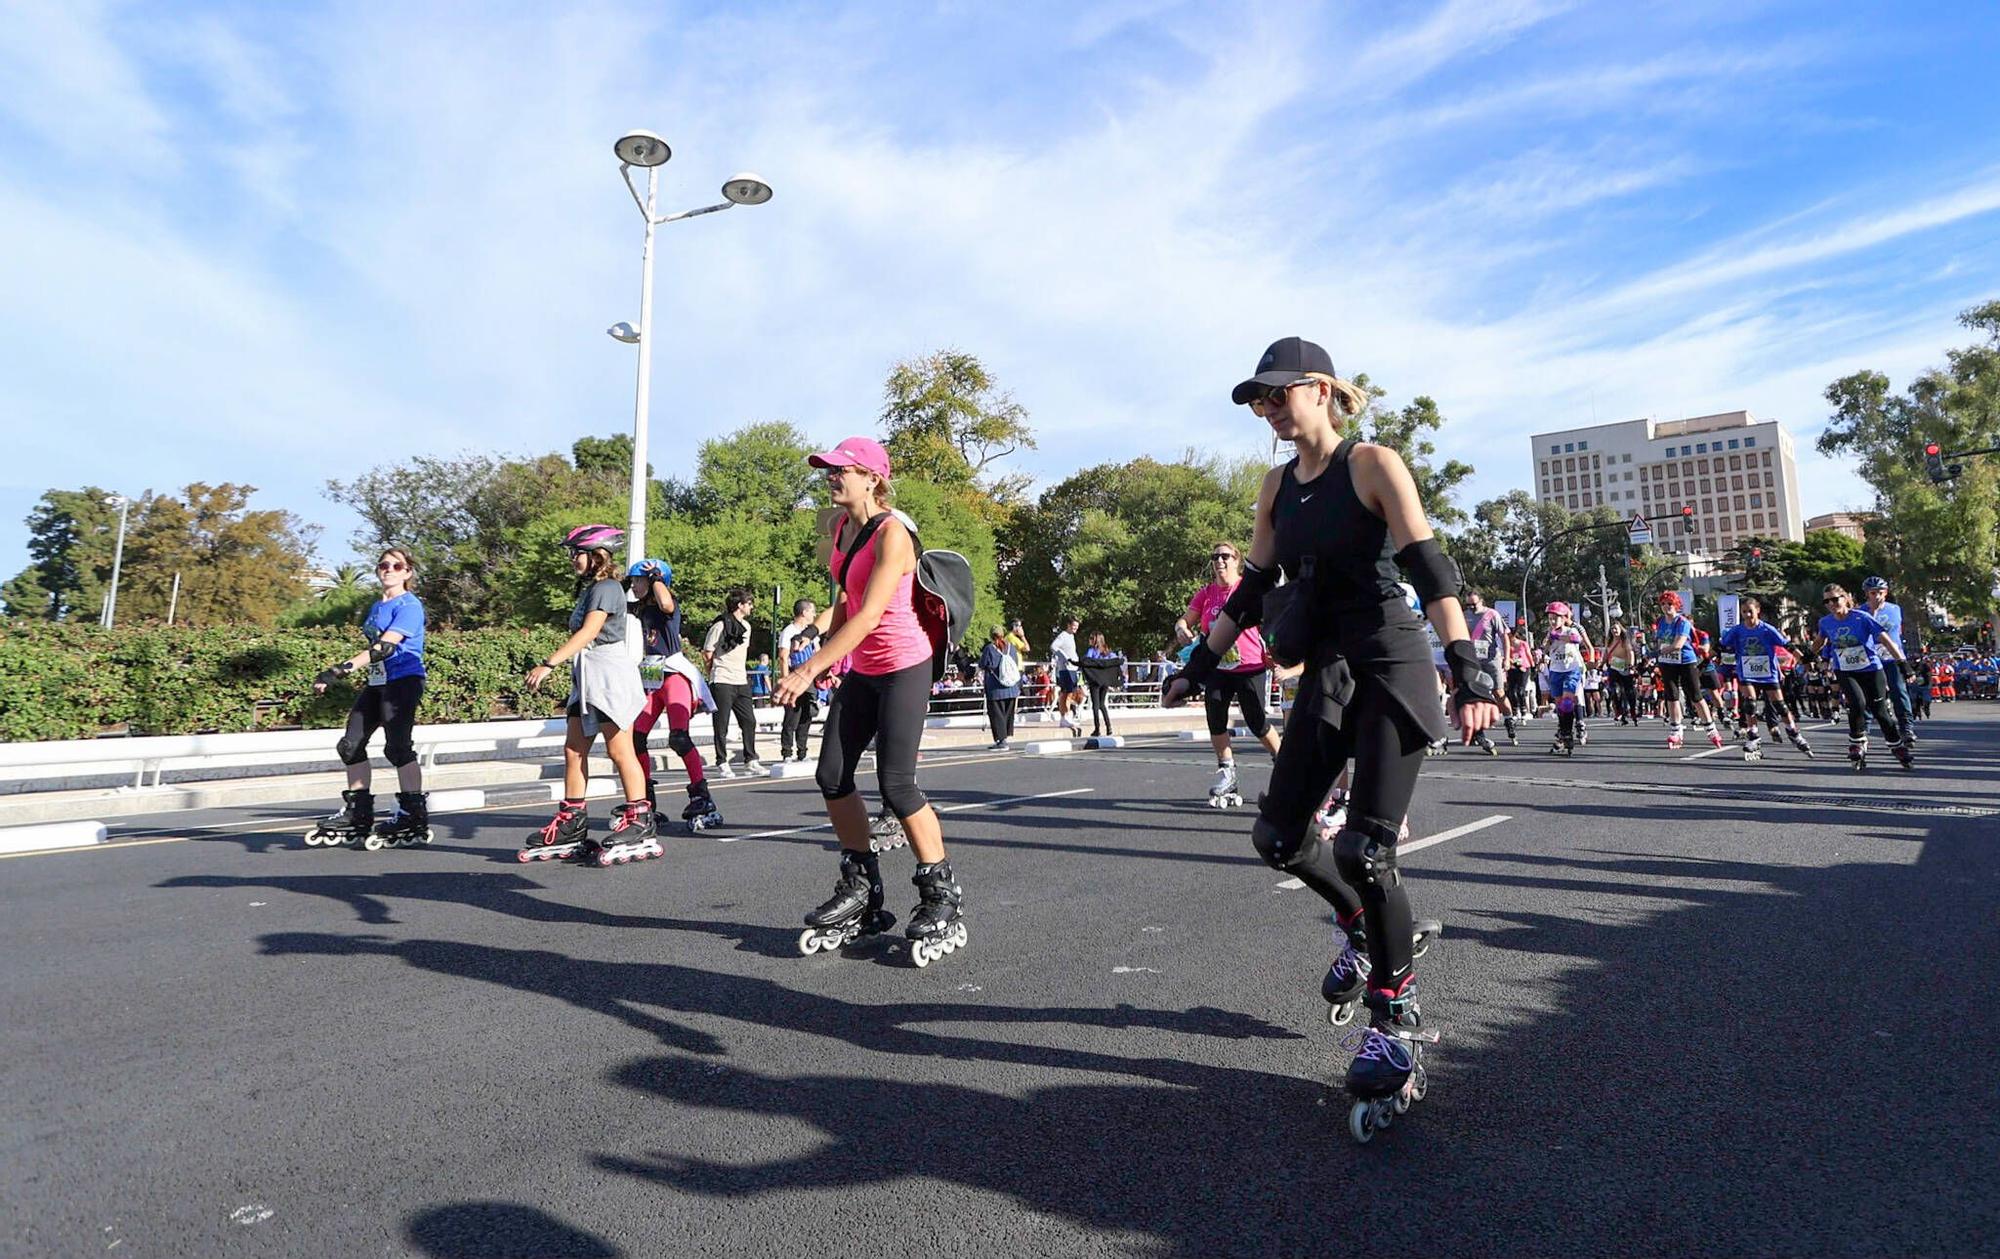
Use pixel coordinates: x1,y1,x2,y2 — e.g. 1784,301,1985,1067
0,821,109,855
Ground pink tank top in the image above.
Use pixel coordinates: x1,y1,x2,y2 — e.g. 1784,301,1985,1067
831,517,933,677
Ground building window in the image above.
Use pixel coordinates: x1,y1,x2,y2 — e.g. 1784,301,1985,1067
1569,496,1579,509
1550,444,1560,455
1697,442,1709,453
1737,515,1749,531
1731,475,1743,490
1578,441,1589,451
1564,442,1574,453
1753,513,1764,529
1728,439,1740,449
1702,499,1712,514
1729,455,1742,471
1750,494,1762,509
1763,472,1774,486
1622,453,1632,463
1594,473,1602,486
1745,437,1757,448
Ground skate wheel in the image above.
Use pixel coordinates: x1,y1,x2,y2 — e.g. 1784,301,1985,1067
1410,1063,1427,1102
1328,1001,1355,1027
1412,939,1431,962
1394,1088,1412,1116
799,929,823,955
1348,1101,1375,1144
362,834,385,852
303,831,322,846
912,942,934,968
516,849,533,862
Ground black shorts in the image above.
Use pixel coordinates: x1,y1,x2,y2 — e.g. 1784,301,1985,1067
1205,670,1271,738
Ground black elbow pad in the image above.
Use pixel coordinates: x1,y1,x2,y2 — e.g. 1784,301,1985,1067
367,639,396,663
1395,540,1461,607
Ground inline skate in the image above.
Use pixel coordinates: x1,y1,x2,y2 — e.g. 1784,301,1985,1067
518,798,589,862
798,849,897,954
906,860,968,968
592,800,663,866
1892,742,1915,771
1323,917,1443,1026
1344,979,1437,1144
1207,762,1243,809
868,808,909,852
305,789,373,847
1740,733,1763,762
1472,732,1498,756
1666,724,1684,751
682,784,724,834
1503,715,1519,746
1705,723,1725,750
367,791,433,849
1785,726,1816,758
1848,738,1867,772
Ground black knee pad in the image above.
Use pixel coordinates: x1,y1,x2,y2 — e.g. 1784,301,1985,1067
1333,816,1403,890
666,728,697,758
383,738,419,769
335,735,369,766
1250,815,1310,871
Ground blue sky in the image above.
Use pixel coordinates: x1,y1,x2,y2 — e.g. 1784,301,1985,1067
4,0,1999,576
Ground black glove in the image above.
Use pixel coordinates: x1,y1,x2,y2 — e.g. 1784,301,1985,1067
1168,642,1223,697
1444,640,1498,708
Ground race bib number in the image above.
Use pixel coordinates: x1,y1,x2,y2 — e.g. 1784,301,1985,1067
640,654,668,693
367,662,388,687
1837,646,1871,671
1474,637,1495,660
1742,655,1775,683
1551,644,1581,671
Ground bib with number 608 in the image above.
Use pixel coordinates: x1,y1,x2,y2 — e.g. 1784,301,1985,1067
1837,646,1870,671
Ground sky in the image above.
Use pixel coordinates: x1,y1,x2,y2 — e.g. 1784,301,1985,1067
3,0,1999,575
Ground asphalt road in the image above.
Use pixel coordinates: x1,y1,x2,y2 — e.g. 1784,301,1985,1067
4,710,1998,1258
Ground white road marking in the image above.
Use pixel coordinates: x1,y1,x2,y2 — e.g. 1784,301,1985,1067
1275,813,1510,888
1112,966,1160,974
714,787,1095,843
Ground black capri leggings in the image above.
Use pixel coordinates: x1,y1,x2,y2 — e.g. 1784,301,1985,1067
1205,670,1271,738
339,675,424,767
1607,668,1638,719
1836,669,1904,744
817,660,931,819
1659,661,1705,713
1256,667,1430,991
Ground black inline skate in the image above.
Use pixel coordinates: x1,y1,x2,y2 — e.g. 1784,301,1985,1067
1343,979,1437,1144
1503,714,1519,746
1740,733,1763,762
869,808,909,851
518,798,588,862
682,783,723,834
368,791,434,849
798,849,897,954
1892,741,1915,771
305,788,373,847
1323,917,1443,1026
906,860,968,968
592,800,663,866
1785,726,1816,758
1848,737,1867,772
1472,732,1498,756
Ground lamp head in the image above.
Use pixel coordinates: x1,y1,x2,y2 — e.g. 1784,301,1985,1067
614,130,671,168
607,322,640,344
721,172,772,206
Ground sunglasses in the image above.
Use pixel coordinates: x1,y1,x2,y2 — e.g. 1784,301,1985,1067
1822,597,1842,605
377,561,406,572
1212,553,1238,563
1245,380,1318,410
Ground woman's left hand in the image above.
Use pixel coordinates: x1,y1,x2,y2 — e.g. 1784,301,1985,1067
525,664,553,693
1454,699,1500,741
773,666,817,708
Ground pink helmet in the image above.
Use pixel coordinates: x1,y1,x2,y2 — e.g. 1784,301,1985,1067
1543,601,1572,618
563,523,624,552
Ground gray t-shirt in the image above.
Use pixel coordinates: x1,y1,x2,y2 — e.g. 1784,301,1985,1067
570,578,627,647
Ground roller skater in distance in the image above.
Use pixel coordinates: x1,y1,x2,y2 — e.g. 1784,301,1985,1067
1208,761,1244,809
1324,912,1443,1025
369,791,433,849
1344,978,1436,1144
1652,591,1725,758
1719,598,1813,761
591,800,663,866
1812,583,1912,778
906,860,968,967
520,797,590,862
307,547,429,851
306,788,373,847
1539,602,1592,757
1861,576,1918,748
777,436,970,973
799,849,897,953
628,557,724,837
1168,337,1500,1144
1462,588,1510,757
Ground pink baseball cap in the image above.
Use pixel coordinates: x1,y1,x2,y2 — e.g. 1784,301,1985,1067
807,436,892,480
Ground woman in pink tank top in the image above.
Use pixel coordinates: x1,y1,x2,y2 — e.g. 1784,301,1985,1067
774,436,968,966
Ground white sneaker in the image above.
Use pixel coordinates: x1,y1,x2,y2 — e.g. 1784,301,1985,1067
740,759,766,776
712,762,736,780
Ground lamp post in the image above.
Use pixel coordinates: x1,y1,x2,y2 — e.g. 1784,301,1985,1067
609,129,771,566
99,494,132,629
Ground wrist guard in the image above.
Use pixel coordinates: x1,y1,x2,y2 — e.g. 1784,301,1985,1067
1219,560,1279,629
1444,640,1498,706
1171,642,1224,694
1394,538,1462,608
314,668,346,688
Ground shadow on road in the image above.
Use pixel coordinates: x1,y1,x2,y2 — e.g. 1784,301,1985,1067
405,1201,619,1258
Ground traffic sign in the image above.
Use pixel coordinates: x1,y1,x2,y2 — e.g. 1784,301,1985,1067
1627,514,1653,546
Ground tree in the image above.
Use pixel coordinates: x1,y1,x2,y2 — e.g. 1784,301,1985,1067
113,484,316,626
1818,299,2000,621
880,350,1035,506
688,421,816,526
1,488,121,620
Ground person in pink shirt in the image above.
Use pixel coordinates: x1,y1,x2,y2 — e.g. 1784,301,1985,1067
775,436,967,967
1174,542,1283,807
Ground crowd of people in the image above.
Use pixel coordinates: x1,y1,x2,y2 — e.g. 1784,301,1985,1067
301,336,1968,1144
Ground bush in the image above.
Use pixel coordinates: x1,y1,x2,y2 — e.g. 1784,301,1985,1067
0,621,569,741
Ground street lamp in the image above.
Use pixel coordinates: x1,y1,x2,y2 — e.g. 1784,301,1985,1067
99,494,132,629
608,129,771,565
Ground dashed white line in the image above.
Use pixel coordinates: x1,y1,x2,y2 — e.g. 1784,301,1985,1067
1274,812,1511,887
715,787,1096,843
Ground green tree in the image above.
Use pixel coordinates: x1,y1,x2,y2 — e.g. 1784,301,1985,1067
114,484,316,626
688,421,816,526
880,350,1036,506
1,488,122,620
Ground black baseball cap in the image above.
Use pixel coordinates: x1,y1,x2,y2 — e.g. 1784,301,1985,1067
1231,337,1336,405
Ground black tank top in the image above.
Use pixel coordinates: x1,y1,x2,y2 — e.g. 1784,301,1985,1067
1270,440,1422,639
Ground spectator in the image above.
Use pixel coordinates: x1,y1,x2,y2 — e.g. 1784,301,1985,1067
702,587,762,775
1080,631,1124,738
750,652,773,699
980,625,1022,749
1006,618,1032,661
776,598,818,665
780,626,821,763
1049,615,1084,735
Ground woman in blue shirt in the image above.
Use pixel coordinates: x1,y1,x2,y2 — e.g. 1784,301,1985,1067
1718,597,1813,760
1810,583,1912,771
979,625,1023,749
307,548,430,849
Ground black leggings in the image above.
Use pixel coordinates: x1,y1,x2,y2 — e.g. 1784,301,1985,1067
1205,670,1271,738
1736,683,1792,729
1255,668,1429,993
1837,669,1904,744
1086,681,1113,734
1505,667,1530,712
1659,661,1705,716
1607,668,1637,719
818,660,931,818
339,675,424,767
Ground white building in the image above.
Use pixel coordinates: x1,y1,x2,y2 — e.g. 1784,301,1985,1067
1528,410,1804,555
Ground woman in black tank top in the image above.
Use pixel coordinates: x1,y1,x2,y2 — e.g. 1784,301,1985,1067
1164,336,1499,1141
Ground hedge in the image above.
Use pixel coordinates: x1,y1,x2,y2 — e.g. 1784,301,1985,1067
0,622,569,742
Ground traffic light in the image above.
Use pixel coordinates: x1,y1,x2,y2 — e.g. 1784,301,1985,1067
1925,443,1949,484
1680,505,1696,534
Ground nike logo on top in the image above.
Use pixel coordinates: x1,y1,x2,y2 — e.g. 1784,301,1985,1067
1299,494,1314,503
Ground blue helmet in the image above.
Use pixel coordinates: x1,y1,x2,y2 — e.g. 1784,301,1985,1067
1862,575,1888,592
626,558,672,583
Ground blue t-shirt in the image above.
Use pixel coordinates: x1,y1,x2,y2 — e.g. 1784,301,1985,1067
1720,622,1788,684
1653,613,1696,664
363,593,426,682
1819,609,1890,674
1870,600,1904,653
